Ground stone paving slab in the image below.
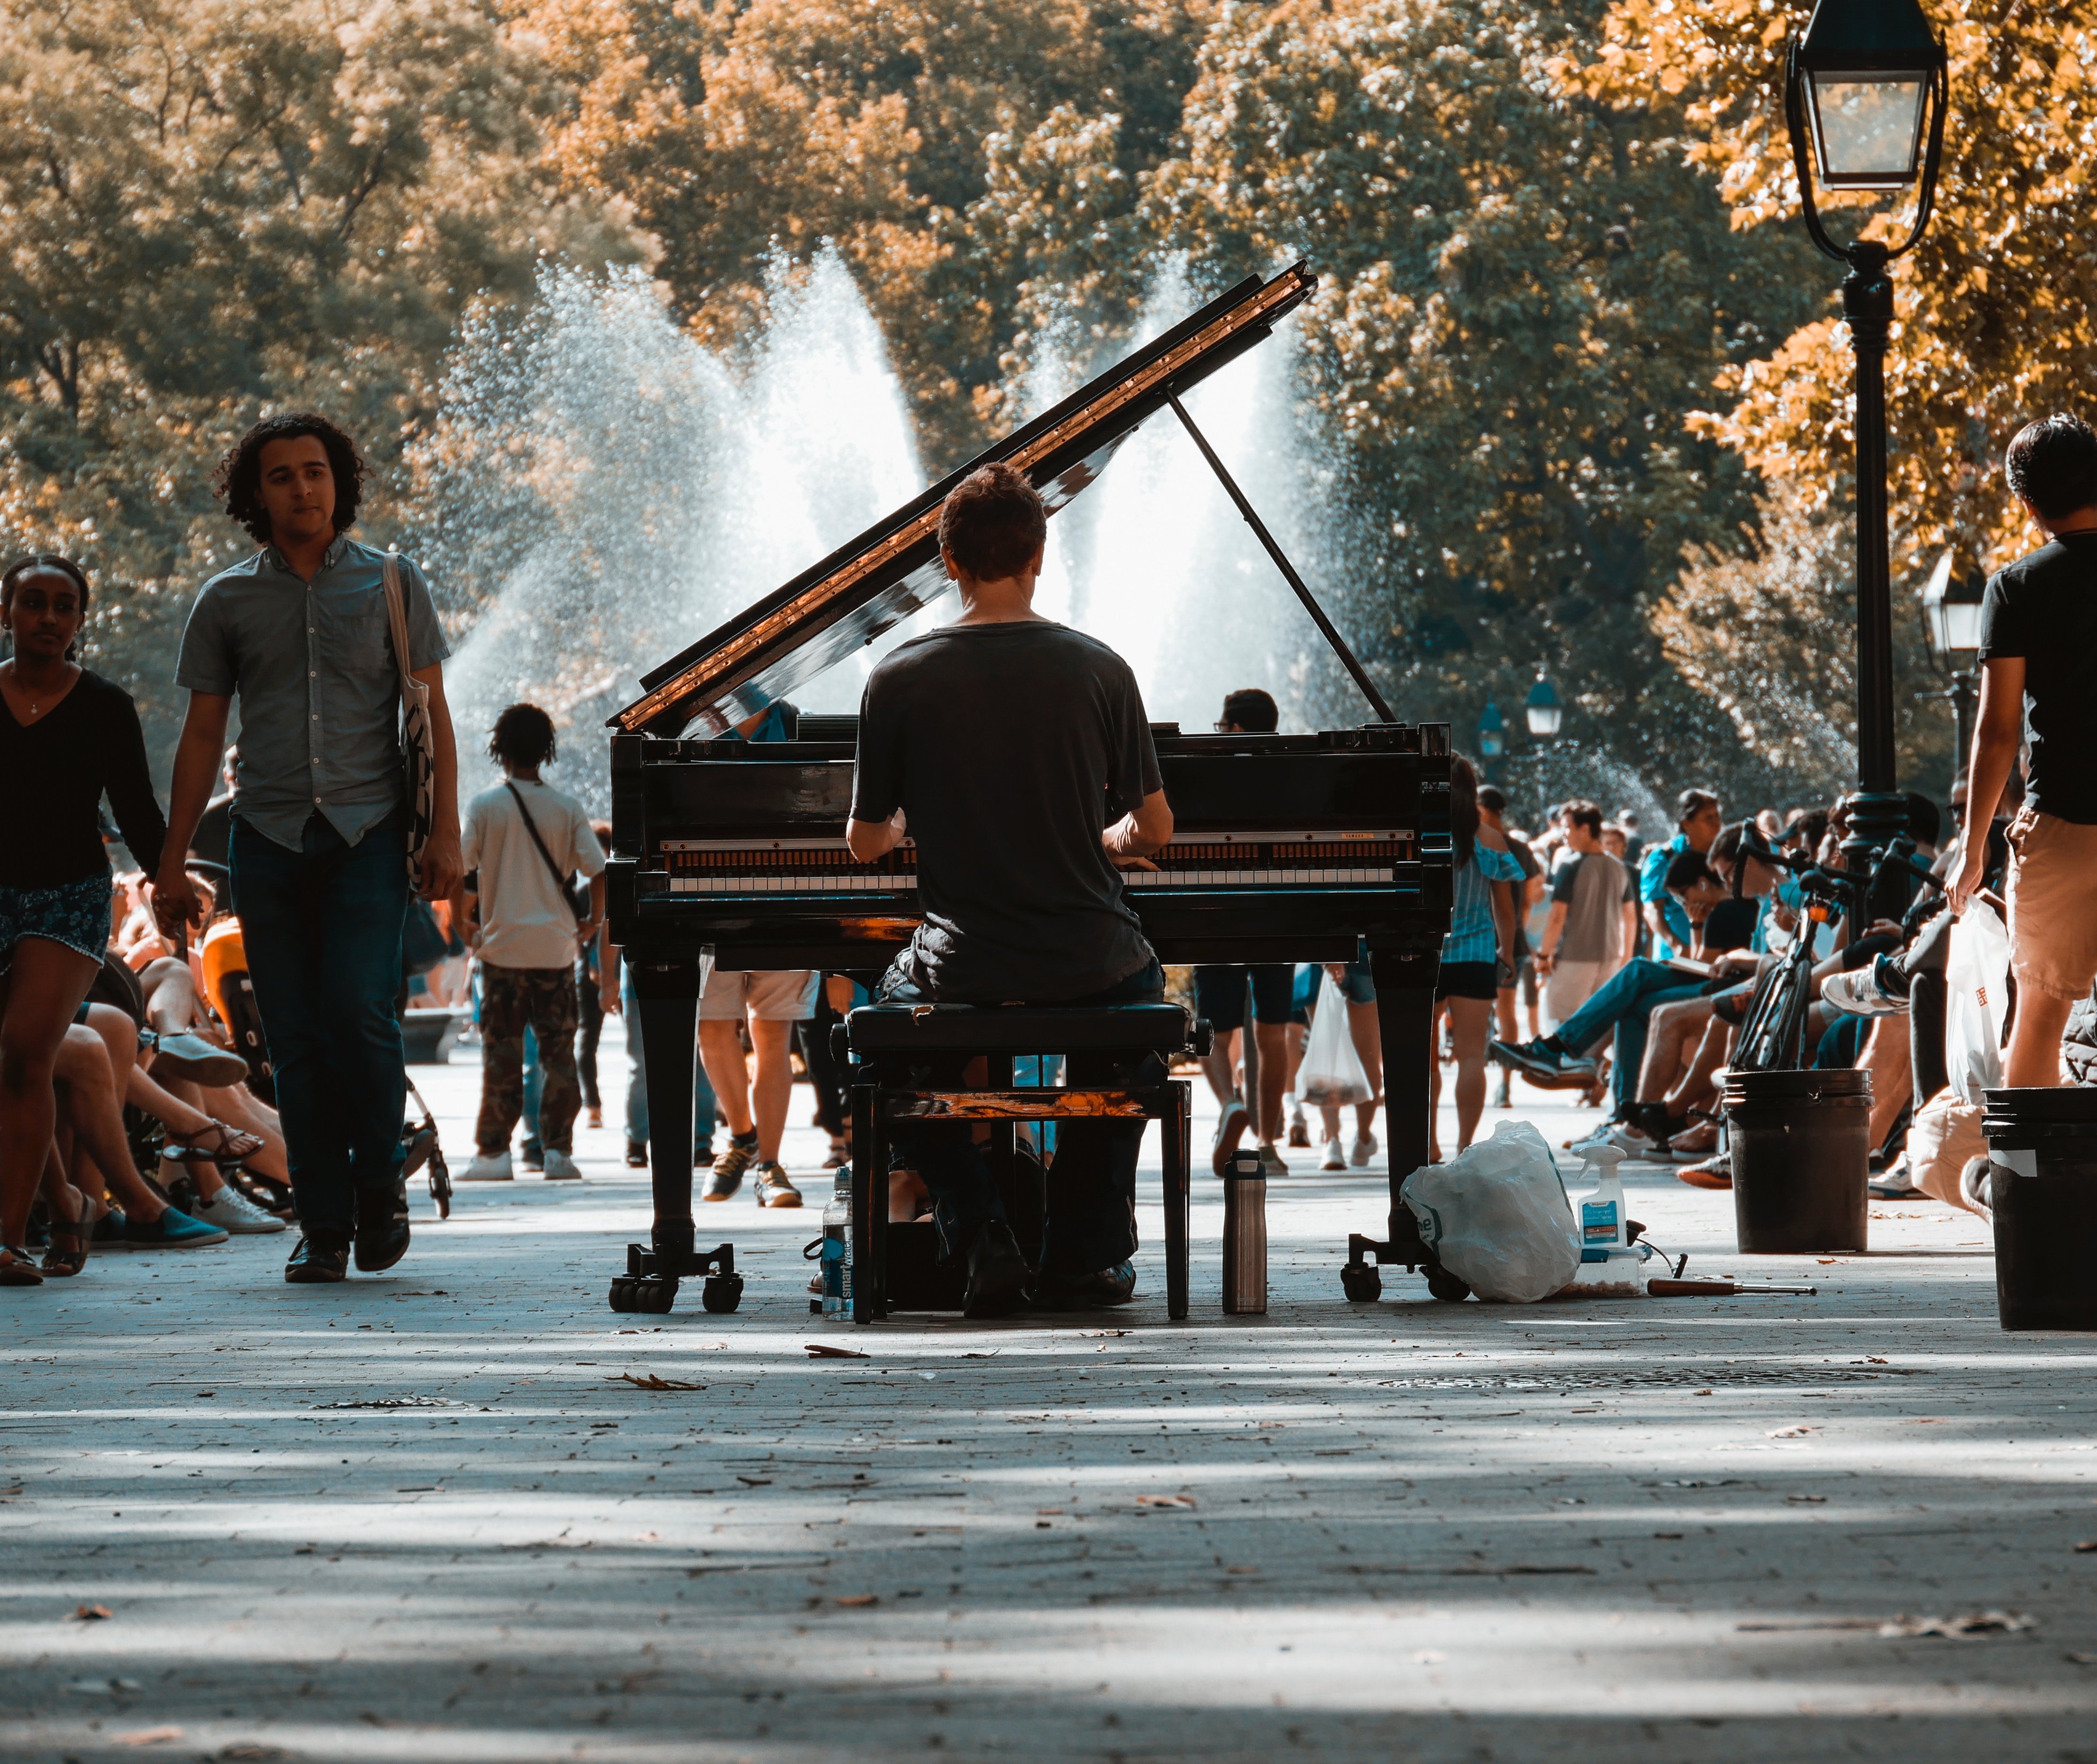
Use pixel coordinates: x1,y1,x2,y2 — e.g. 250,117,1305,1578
3,1036,2093,1761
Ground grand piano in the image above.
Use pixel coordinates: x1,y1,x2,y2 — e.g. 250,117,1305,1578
603,262,1455,1313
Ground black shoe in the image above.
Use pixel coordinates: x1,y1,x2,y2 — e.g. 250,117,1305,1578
352,1180,411,1274
519,1138,545,1172
961,1221,1031,1318
1031,1260,1137,1312
285,1232,351,1284
1489,1037,1596,1080
625,1139,649,1169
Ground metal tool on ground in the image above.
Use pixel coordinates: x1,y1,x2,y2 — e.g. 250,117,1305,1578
1647,1278,1820,1297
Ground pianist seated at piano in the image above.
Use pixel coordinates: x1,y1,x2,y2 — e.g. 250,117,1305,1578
844,463,1175,1317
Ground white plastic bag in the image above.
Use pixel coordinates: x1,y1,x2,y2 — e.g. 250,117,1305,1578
1945,899,2010,1106
1298,969,1374,1107
1400,1119,1581,1302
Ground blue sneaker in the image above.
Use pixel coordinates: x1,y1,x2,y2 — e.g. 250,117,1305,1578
121,1207,229,1250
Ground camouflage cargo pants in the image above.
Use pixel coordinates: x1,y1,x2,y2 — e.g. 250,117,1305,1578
478,964,581,1155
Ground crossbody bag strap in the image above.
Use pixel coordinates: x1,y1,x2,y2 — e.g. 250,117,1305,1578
503,780,584,923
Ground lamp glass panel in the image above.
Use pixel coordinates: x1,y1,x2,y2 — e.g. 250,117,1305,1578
1480,728,1505,758
1809,74,1927,186
1938,598,1984,657
1525,704,1563,738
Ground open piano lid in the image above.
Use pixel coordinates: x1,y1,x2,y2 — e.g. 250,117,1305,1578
610,262,1317,738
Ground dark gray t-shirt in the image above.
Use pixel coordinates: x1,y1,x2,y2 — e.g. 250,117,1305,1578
851,620,1162,1002
1550,848,1633,963
1979,531,2097,825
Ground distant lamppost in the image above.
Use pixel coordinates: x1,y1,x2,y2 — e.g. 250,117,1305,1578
1477,701,1507,774
1783,0,1949,875
1523,677,1563,825
1917,545,1984,786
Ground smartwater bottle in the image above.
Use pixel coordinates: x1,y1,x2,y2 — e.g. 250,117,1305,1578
1221,1148,1268,1315
821,1169,853,1318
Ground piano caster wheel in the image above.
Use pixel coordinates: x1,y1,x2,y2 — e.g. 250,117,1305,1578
701,1274,744,1314
1425,1263,1471,1304
638,1278,679,1315
1341,1263,1382,1303
609,1277,639,1313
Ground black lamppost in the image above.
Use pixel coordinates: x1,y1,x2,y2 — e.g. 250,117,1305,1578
1782,0,1949,878
1916,546,1984,786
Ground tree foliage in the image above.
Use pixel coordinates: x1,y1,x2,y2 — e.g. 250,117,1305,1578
1583,0,2097,578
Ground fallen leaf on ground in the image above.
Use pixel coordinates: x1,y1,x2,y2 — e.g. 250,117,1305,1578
734,1476,771,1486
1905,1417,1949,1425
1880,1610,2034,1638
217,1747,288,1762
1766,1426,1817,1439
1080,1329,1130,1338
1136,1493,1196,1509
2076,1540,2097,1553
1786,1494,1828,1504
68,1604,112,1621
1693,1389,1713,1397
115,1728,183,1746
833,1594,879,1607
2067,1651,2095,1665
614,1372,703,1391
805,1344,869,1360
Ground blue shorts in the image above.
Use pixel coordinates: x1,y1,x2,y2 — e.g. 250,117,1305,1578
1193,963,1297,1031
0,873,113,972
1297,958,1375,1010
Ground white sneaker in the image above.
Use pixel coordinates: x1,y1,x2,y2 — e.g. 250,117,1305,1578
1286,1098,1310,1148
1320,1137,1346,1171
190,1184,286,1234
1349,1132,1379,1168
460,1149,514,1182
1575,1122,1655,1157
541,1147,581,1181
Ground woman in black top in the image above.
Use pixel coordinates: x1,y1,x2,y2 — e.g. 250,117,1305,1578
0,556,170,1283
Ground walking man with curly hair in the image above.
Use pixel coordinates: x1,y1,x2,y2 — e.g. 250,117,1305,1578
154,413,463,1284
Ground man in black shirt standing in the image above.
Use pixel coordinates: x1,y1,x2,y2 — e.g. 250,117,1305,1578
847,463,1174,1316
1951,414,2097,1086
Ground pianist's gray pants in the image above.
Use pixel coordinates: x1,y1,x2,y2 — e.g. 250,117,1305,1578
872,957,1165,1276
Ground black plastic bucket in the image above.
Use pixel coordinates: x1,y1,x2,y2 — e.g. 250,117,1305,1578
1981,1086,2097,1331
1722,1068,1871,1253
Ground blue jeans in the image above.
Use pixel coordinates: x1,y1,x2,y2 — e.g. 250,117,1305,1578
1550,958,1702,1112
873,956,1165,1275
621,970,715,1154
230,810,410,1237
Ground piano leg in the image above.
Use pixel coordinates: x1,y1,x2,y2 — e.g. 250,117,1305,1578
1336,951,1467,1305
605,958,743,1315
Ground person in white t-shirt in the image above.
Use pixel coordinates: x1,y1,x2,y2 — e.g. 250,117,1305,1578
457,705,605,1183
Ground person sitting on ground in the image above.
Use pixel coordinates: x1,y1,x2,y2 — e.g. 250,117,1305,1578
845,462,1173,1315
458,704,605,1185
1949,412,2097,1086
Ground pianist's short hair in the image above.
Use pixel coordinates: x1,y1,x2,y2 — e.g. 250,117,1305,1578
489,702,557,770
938,462,1047,582
1221,688,1278,733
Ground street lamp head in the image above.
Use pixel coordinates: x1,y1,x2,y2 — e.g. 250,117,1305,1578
1796,0,1943,189
1919,546,1985,670
1784,0,1948,265
1477,700,1506,760
1524,678,1563,739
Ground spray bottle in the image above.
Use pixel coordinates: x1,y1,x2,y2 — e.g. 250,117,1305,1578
1570,1143,1648,1297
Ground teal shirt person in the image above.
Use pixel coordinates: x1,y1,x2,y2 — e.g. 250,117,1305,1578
1639,834,1693,956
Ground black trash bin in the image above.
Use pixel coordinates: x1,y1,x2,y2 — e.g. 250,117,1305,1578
1722,1068,1871,1254
1981,1086,2097,1331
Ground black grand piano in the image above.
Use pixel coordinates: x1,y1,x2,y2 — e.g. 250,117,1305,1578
603,262,1454,1314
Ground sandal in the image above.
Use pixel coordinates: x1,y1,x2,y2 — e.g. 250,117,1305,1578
41,1211,89,1277
0,1246,44,1286
163,1118,267,1166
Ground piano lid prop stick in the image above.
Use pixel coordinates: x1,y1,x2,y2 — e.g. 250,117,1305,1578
1166,391,1397,725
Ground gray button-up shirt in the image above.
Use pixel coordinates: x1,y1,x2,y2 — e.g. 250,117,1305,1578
175,536,450,851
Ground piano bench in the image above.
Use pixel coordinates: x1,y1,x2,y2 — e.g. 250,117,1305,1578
840,1001,1203,1060
841,1004,1198,1325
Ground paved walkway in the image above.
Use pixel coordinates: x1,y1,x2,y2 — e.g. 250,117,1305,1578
4,1028,2093,1761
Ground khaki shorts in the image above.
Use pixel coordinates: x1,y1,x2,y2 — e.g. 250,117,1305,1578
699,968,817,1022
2005,808,2097,1001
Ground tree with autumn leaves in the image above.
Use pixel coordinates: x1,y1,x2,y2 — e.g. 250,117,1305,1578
2,0,2071,802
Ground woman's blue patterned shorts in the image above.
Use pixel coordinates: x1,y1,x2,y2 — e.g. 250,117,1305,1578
0,873,114,972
